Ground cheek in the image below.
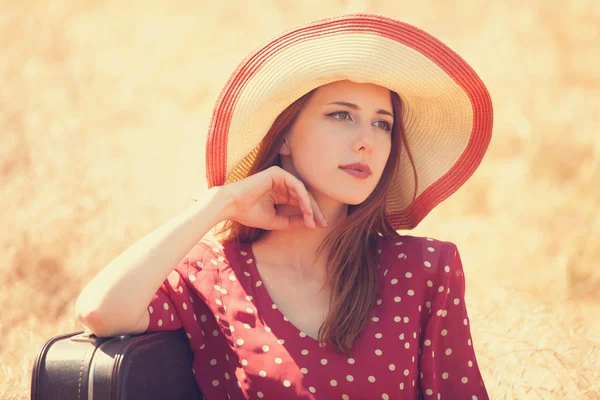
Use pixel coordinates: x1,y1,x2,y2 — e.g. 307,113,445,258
297,140,336,170
289,135,341,186
375,139,392,172
294,125,339,163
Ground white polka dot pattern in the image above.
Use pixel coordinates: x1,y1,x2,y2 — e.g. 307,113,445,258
142,237,489,399
418,241,488,399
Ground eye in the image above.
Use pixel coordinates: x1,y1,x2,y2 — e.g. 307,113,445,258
327,111,392,133
327,111,352,121
374,120,392,132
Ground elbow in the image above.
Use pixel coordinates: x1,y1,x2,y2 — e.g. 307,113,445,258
75,302,116,337
75,293,112,336
76,310,126,338
76,309,105,337
75,296,101,327
75,299,96,322
75,303,140,338
75,290,102,321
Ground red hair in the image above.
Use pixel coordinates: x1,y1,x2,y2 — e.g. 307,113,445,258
212,87,417,354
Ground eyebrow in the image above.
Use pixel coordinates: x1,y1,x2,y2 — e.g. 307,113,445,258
326,101,394,118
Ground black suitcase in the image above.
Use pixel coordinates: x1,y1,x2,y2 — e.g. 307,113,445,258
31,328,203,400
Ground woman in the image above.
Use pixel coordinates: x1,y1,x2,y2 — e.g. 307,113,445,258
76,13,493,399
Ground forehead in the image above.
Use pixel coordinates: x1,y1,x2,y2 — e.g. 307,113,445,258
310,80,392,105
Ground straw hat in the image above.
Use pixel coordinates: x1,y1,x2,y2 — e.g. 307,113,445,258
204,13,493,230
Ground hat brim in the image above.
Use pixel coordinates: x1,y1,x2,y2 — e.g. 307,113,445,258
206,13,493,230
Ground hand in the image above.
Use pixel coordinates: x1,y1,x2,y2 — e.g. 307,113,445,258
219,166,327,231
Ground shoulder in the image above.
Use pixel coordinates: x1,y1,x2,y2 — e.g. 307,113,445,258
377,234,458,255
377,234,460,275
178,238,230,274
377,234,464,306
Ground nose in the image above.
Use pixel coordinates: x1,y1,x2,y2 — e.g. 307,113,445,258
352,124,376,153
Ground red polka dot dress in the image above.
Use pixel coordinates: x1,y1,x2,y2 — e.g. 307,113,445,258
145,235,490,399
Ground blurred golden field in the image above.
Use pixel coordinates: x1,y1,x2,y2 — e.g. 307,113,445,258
2,0,599,399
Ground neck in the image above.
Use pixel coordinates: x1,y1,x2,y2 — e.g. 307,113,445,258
252,202,348,279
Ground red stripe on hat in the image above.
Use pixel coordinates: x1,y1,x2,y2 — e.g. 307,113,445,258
206,14,492,230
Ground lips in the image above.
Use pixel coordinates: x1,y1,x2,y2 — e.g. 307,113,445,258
339,163,372,174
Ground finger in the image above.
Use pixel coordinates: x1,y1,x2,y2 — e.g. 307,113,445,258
306,192,327,228
273,182,312,228
292,179,313,219
278,191,302,209
291,182,324,229
271,171,304,210
294,192,315,229
283,174,314,229
270,213,310,230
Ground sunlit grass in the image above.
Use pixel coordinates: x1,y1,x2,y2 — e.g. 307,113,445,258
2,1,599,399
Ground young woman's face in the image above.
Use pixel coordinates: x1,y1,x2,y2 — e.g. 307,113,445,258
279,80,393,206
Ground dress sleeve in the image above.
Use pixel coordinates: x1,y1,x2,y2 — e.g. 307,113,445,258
418,242,490,400
144,240,220,349
145,267,186,333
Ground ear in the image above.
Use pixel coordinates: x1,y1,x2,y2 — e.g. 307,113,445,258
279,135,292,156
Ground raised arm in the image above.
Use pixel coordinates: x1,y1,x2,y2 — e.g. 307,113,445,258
75,186,230,337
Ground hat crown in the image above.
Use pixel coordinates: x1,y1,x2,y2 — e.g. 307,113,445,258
206,13,493,230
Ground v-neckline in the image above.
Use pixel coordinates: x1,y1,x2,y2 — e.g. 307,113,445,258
242,240,328,348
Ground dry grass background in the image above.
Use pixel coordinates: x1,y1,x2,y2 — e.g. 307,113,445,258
1,0,599,399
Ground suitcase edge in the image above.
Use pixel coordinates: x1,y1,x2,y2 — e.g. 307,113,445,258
31,330,85,400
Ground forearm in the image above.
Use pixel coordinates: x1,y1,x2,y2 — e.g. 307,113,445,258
75,186,231,332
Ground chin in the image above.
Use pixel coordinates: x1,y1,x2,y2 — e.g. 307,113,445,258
324,184,374,206
346,198,370,206
337,192,372,206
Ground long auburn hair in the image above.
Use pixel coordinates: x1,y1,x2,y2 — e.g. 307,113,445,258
211,85,417,355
